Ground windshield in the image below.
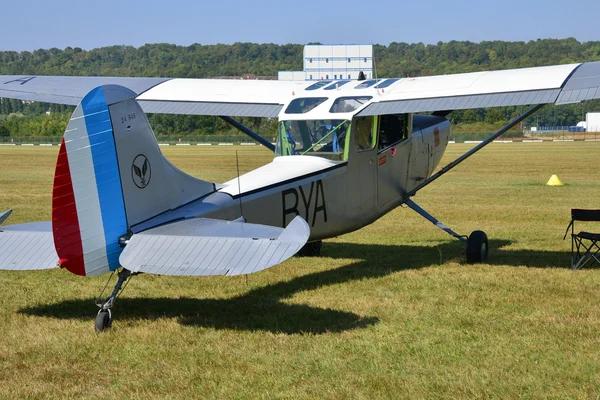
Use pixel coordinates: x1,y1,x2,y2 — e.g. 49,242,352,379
275,119,350,161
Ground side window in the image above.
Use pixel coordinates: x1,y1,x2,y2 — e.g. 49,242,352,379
355,116,375,151
378,114,407,150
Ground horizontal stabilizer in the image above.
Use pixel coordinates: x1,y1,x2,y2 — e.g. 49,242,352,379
0,222,58,270
119,216,310,276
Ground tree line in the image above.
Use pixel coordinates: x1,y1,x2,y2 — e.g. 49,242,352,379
1,39,599,137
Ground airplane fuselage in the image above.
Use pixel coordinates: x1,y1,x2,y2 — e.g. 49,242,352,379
135,114,450,242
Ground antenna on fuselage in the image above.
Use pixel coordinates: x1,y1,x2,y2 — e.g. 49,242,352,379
372,42,377,81
235,150,245,220
372,42,380,95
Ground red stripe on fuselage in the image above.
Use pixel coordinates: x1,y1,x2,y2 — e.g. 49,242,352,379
52,139,86,276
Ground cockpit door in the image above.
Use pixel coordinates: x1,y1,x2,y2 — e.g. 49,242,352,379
376,114,412,208
347,116,378,219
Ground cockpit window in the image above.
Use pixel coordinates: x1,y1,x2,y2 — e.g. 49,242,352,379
324,81,351,90
275,119,350,161
305,81,332,90
374,78,400,89
329,96,372,113
354,79,381,89
285,97,328,114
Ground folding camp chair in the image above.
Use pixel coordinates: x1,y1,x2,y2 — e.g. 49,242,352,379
564,209,600,270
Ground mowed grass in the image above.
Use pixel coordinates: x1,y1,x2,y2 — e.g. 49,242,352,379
1,143,600,399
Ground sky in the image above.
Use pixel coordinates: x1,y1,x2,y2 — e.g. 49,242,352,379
1,0,599,51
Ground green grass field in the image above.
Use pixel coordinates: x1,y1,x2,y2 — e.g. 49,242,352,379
1,143,599,399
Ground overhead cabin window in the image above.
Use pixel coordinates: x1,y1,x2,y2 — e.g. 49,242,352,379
374,78,400,89
354,116,376,151
324,81,351,90
354,79,381,89
275,119,350,161
330,96,373,113
285,97,328,114
305,81,332,90
378,114,408,151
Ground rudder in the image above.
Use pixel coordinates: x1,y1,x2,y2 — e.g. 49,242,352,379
53,85,215,276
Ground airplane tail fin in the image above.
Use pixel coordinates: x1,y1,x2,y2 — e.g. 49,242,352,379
52,85,215,277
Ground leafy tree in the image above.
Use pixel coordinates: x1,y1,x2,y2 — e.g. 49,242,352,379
2,39,600,136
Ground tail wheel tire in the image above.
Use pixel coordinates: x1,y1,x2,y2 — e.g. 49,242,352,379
95,309,112,333
466,230,488,264
297,240,322,257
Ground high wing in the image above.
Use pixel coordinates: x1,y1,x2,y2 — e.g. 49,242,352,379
357,62,600,115
0,75,307,118
1,62,599,117
119,216,310,276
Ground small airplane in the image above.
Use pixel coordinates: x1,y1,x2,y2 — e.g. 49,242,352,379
1,62,599,331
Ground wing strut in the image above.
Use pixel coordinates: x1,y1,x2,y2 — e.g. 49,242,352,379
404,200,467,243
0,210,12,226
408,104,545,197
220,116,275,152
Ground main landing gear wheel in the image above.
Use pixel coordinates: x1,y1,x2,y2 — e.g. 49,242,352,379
297,240,322,257
466,230,488,264
95,309,112,333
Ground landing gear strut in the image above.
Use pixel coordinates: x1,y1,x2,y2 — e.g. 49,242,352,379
94,268,135,332
297,240,322,257
405,199,488,263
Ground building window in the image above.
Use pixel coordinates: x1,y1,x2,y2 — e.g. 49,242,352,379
326,75,329,79
326,58,329,63
310,75,313,80
348,58,351,63
364,57,367,63
309,58,312,63
334,74,337,79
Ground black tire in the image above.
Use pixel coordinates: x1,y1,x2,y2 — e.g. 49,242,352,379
466,230,488,264
95,310,112,333
296,240,322,257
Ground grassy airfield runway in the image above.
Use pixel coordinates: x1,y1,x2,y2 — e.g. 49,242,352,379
0,143,599,399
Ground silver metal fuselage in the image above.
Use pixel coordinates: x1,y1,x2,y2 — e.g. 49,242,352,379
141,114,450,242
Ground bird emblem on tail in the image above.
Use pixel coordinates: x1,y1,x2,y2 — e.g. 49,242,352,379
132,154,151,189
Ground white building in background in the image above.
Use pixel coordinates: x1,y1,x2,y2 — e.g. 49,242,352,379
586,112,600,132
278,44,373,81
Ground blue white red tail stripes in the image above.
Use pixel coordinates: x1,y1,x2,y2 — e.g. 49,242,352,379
52,86,131,276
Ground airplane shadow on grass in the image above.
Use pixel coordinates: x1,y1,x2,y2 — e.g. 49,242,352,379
20,239,575,334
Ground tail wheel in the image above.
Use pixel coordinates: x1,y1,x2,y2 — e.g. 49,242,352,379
95,309,112,333
466,230,488,263
297,240,322,257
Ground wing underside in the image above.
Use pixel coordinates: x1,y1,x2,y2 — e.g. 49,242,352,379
1,62,599,116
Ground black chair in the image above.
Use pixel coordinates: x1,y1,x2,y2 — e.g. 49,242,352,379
564,209,600,270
